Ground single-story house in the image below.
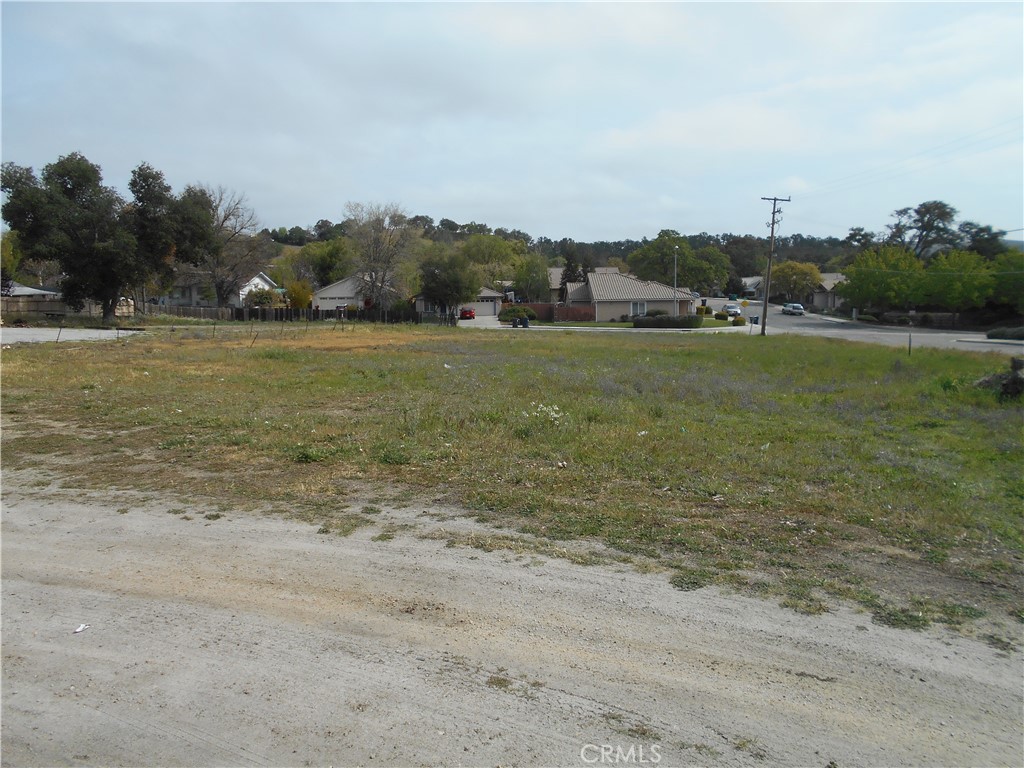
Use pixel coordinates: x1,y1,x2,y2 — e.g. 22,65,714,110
313,275,365,310
565,268,697,321
811,273,845,311
741,276,764,300
234,272,279,308
415,287,504,316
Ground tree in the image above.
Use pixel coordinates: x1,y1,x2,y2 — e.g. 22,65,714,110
957,221,1008,260
835,245,923,312
285,279,313,310
1,153,141,323
1,231,22,295
201,186,278,307
289,238,357,288
244,287,278,308
770,261,822,302
512,253,550,302
345,202,414,309
127,163,216,303
720,234,769,277
627,230,728,294
885,201,958,258
917,250,994,312
990,249,1024,314
844,227,877,252
460,233,520,287
419,250,478,314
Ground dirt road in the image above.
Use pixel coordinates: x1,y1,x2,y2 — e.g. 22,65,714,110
2,468,1021,767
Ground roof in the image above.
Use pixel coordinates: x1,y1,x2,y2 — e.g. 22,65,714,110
6,281,60,297
314,275,364,297
586,270,696,302
548,267,563,290
564,282,589,302
742,276,763,290
817,273,845,291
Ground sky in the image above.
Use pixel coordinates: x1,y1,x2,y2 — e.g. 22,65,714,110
2,1,1022,245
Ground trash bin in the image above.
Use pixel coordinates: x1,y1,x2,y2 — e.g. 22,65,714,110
512,317,520,328
521,317,529,328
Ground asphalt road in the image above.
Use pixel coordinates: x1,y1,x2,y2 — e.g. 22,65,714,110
730,302,1024,355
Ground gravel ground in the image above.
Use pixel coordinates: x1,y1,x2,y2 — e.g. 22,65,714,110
1,469,1021,768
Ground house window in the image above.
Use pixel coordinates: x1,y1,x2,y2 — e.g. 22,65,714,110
630,301,647,317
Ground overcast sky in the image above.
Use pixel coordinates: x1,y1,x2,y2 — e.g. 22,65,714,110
2,2,1022,244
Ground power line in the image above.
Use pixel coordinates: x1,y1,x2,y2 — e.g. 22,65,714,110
796,118,1023,200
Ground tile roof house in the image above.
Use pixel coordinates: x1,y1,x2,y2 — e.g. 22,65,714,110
566,268,698,321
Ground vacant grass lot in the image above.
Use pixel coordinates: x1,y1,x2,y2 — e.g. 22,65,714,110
2,323,1021,638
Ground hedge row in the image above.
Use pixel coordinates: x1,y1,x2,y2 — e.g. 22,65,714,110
632,315,704,329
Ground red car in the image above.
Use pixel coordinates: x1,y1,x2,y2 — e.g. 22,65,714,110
459,308,475,320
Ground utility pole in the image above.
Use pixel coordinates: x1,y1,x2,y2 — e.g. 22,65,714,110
759,196,790,337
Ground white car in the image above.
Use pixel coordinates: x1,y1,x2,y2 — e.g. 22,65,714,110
782,303,805,315
723,303,742,316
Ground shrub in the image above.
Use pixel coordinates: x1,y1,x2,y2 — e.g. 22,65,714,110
732,316,747,326
858,314,878,323
714,311,728,321
646,309,668,317
633,314,703,329
987,326,1024,340
498,305,537,322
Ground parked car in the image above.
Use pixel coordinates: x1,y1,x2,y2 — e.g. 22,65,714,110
459,307,476,320
782,303,805,315
723,303,742,316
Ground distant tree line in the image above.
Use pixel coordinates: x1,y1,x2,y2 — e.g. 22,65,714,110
4,151,1018,324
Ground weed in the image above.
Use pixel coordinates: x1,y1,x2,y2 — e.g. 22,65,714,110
872,604,930,630
203,512,222,521
983,634,1018,653
670,567,714,591
486,674,513,690
733,736,768,760
626,722,661,740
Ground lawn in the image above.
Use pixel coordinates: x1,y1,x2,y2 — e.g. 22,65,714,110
2,322,1021,636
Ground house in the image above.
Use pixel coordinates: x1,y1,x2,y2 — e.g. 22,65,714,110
565,268,697,321
163,268,278,308
414,287,504,317
741,276,764,300
313,275,365,310
235,272,278,308
811,273,845,311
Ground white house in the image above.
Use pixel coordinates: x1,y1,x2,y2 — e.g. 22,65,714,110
234,272,279,308
313,276,366,310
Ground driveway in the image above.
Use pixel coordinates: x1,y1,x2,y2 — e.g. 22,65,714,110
1,327,146,345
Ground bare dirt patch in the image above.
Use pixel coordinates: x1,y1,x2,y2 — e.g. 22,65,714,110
2,467,1021,767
